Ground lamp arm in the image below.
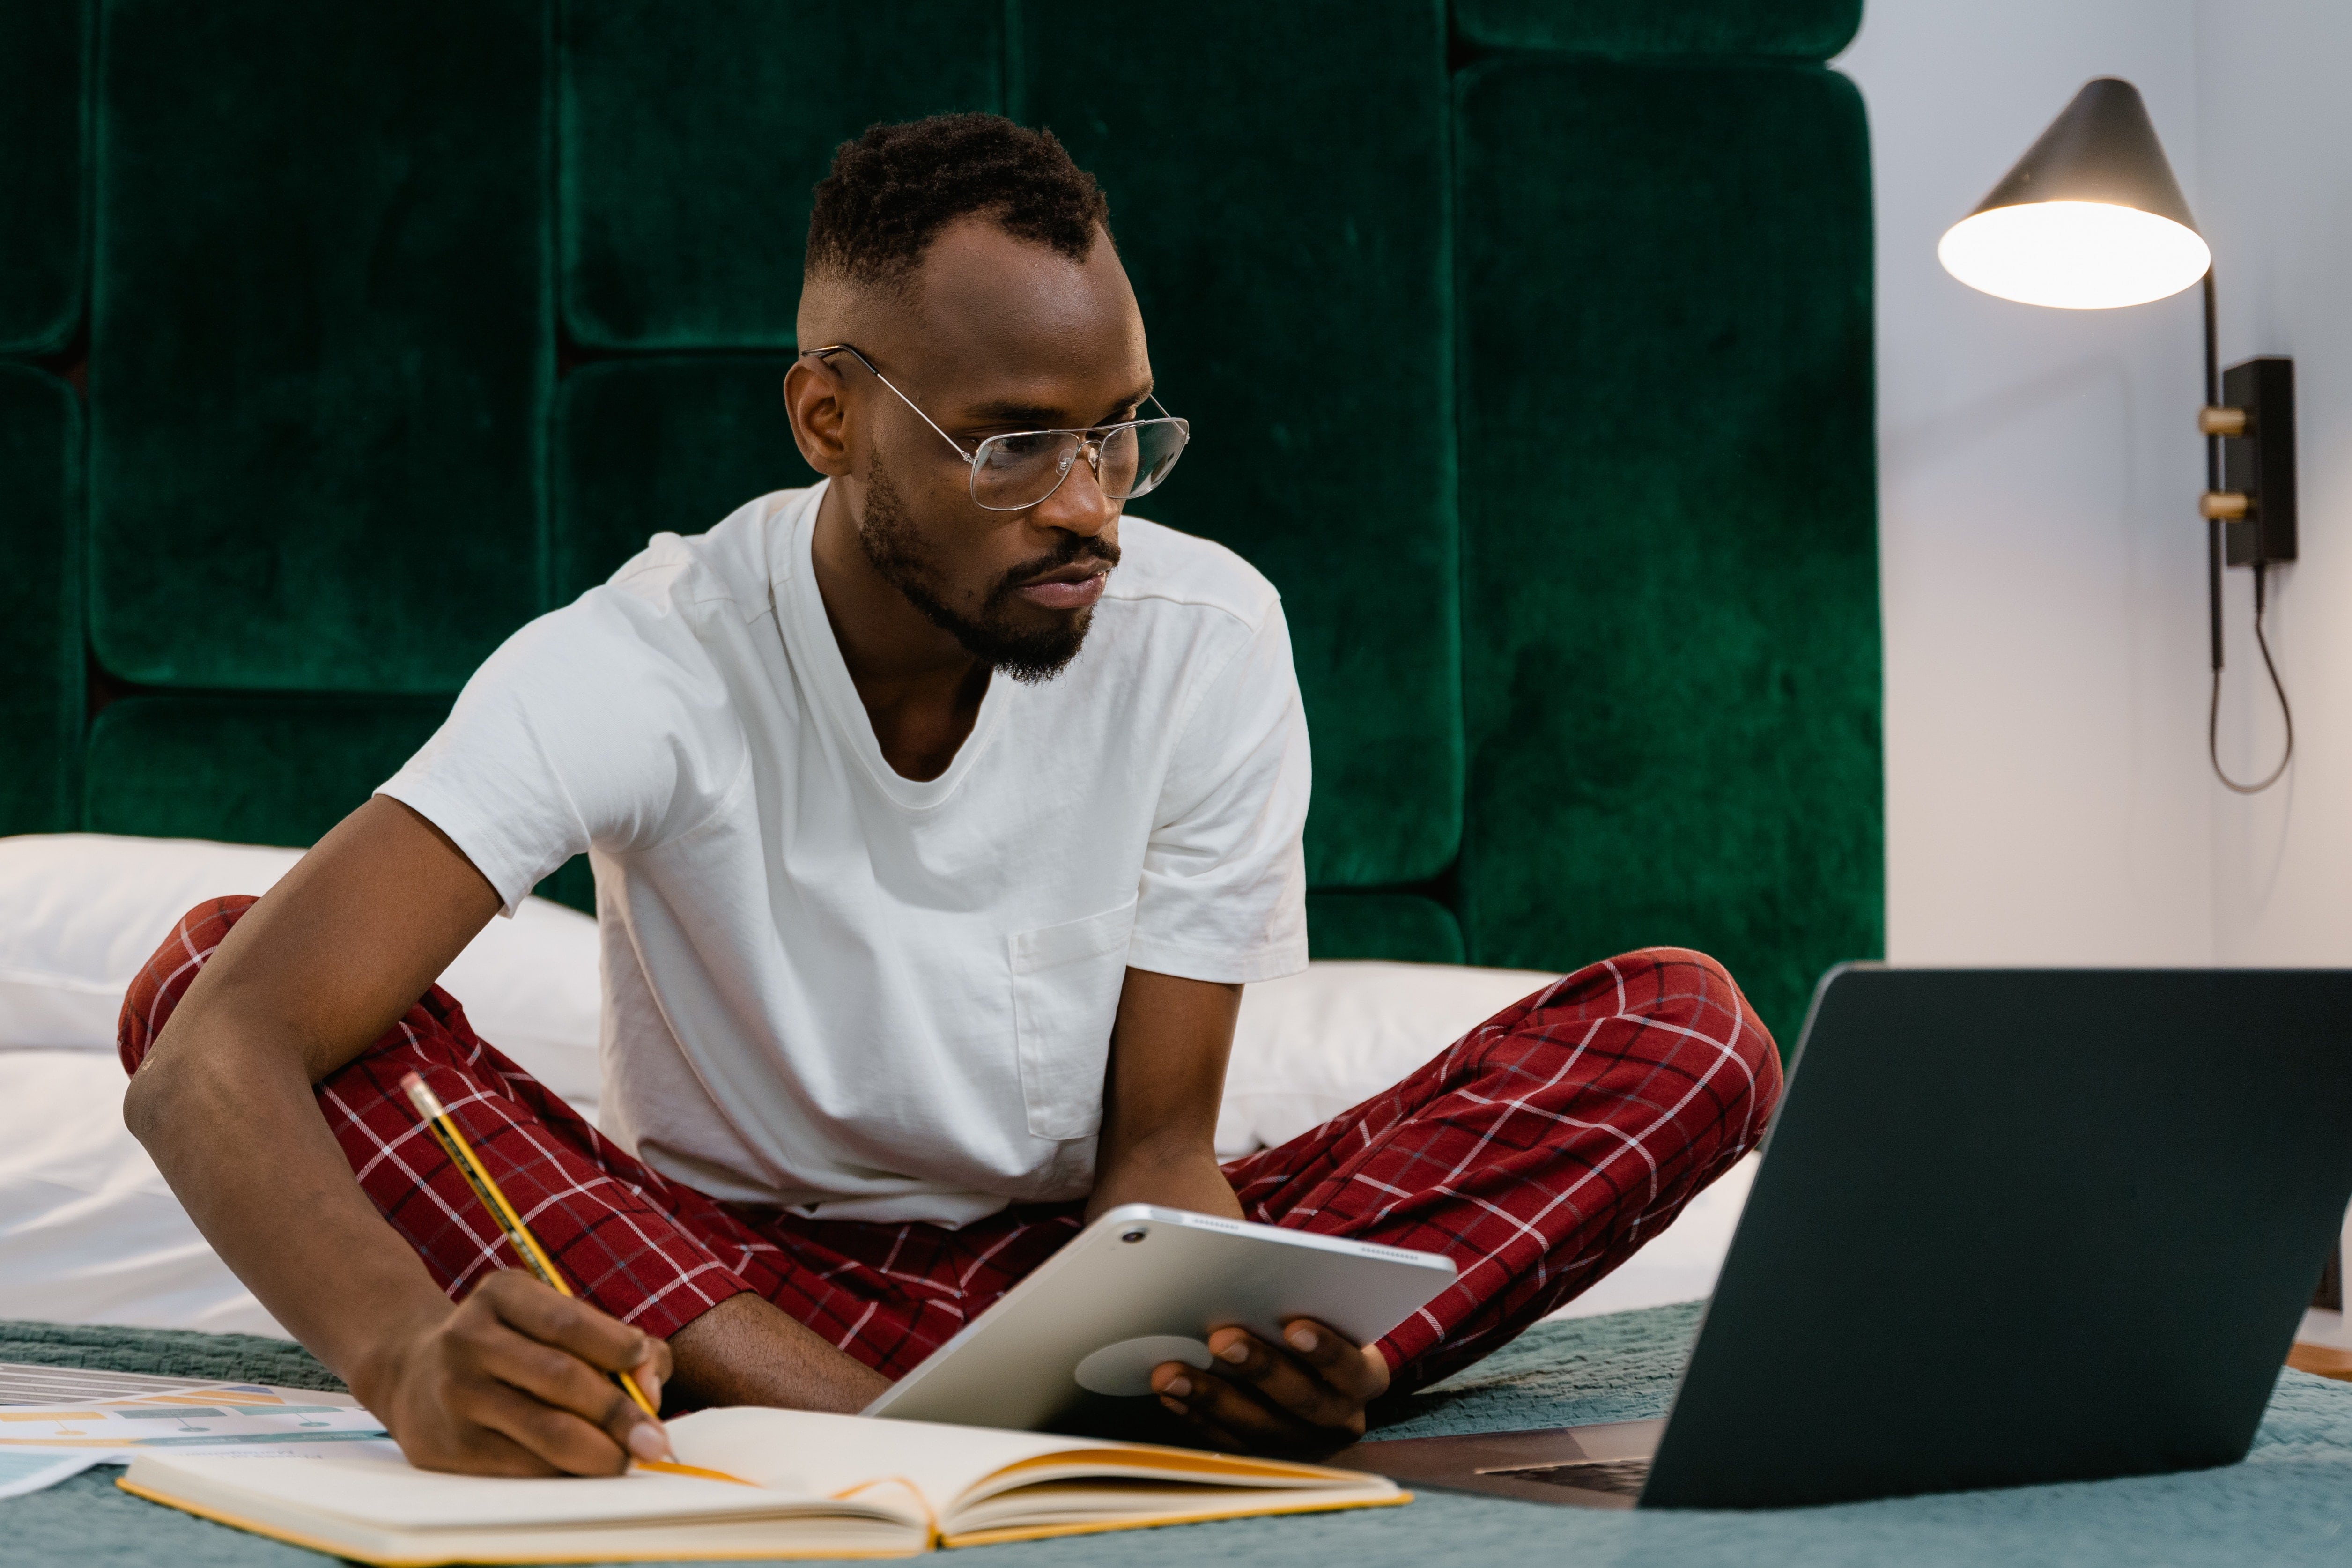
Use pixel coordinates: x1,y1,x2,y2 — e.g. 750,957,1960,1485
2203,269,2224,677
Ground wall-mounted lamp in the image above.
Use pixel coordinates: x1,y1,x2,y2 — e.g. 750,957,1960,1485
1939,78,2295,793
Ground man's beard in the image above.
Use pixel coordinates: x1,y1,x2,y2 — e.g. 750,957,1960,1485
855,448,1119,684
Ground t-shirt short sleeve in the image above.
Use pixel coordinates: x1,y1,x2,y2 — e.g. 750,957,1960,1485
1126,599,1311,985
377,591,744,916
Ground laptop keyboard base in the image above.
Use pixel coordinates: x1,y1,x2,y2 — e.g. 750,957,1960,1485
1479,1457,1653,1497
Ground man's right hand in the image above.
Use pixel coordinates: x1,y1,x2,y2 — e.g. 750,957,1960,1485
353,1271,674,1476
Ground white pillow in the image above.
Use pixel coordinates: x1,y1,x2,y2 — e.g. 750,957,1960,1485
0,832,1552,1169
0,834,602,1117
1217,960,1560,1159
0,1050,288,1336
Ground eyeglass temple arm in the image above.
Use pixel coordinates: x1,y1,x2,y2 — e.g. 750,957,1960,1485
809,343,1179,449
803,343,976,463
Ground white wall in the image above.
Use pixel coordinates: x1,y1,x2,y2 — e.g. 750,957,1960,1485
1841,0,2351,968
2192,1,2352,963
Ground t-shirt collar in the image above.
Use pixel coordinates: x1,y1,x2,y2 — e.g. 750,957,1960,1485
770,479,1007,812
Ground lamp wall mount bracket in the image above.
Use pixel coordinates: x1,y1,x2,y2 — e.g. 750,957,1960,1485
2211,356,2296,569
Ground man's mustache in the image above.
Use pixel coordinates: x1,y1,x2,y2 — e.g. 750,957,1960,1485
999,535,1122,592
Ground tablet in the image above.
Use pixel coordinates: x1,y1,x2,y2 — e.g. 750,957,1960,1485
864,1204,1456,1433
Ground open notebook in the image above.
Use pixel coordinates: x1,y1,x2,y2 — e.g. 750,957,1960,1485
118,1404,1406,1561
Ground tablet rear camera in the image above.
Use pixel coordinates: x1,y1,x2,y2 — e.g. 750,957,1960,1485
1121,1228,1148,1243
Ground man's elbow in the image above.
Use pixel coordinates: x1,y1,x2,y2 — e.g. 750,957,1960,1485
120,993,268,1149
121,1044,175,1147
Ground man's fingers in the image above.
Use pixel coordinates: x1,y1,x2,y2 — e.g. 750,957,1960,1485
619,1333,670,1420
632,1355,665,1416
1154,1372,1268,1455
455,1304,623,1416
1162,1397,1250,1455
399,1429,558,1478
464,1380,634,1476
474,1271,657,1374
450,1427,567,1478
1154,1363,1321,1450
1273,1319,1390,1400
400,1413,572,1479
1185,1372,1324,1449
461,1277,672,1460
1197,1332,1359,1428
503,1336,667,1461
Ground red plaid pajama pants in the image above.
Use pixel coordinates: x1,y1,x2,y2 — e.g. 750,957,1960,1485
121,896,1780,1393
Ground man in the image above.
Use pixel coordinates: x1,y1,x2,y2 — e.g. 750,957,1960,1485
122,115,1778,1477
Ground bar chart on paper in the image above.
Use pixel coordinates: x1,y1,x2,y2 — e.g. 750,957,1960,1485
0,1365,390,1497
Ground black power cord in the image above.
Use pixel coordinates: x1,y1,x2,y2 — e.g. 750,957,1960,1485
2209,561,2294,794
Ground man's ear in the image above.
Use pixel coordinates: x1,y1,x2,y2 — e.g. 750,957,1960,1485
783,358,853,478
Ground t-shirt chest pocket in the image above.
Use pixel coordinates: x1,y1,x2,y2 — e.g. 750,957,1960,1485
1009,898,1138,1140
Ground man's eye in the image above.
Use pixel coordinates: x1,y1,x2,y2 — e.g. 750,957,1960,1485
989,432,1064,462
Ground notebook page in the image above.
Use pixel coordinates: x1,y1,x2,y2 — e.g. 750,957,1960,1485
668,1406,1106,1513
946,1477,1402,1540
665,1407,1376,1527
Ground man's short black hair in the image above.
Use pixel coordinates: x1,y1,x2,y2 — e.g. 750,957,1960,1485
806,113,1111,287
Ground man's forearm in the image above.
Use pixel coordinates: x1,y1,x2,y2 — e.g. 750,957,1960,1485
1085,1134,1243,1223
1090,967,1245,1225
126,1020,454,1395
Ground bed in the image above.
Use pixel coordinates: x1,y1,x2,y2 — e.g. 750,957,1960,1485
0,832,1756,1343
12,1304,2352,1565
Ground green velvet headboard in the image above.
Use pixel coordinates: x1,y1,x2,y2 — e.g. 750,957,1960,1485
0,0,1880,1052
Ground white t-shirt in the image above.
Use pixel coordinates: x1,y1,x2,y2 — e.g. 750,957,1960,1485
379,483,1310,1226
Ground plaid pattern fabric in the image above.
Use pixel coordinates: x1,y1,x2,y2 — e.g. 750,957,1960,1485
122,897,1779,1391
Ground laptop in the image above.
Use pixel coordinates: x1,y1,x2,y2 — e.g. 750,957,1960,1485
1331,965,2352,1509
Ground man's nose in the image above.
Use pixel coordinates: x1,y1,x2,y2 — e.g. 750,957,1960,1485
1032,442,1118,537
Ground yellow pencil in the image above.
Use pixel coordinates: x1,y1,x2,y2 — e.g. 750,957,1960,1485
398,1071,662,1424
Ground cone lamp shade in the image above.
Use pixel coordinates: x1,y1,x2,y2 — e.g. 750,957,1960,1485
1938,78,2209,309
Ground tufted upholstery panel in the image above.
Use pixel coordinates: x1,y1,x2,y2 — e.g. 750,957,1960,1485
2,1,1883,1049
1453,57,1880,1042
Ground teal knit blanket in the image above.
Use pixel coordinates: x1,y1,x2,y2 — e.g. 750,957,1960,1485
5,1306,2349,1566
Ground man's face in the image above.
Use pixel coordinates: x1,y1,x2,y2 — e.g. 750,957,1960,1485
826,218,1153,682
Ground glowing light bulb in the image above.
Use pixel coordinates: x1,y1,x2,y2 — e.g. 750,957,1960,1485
1938,200,2211,311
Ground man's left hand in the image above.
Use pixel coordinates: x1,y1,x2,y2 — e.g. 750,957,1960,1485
1150,1317,1388,1456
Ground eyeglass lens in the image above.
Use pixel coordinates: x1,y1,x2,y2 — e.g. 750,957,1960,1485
971,421,1188,510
